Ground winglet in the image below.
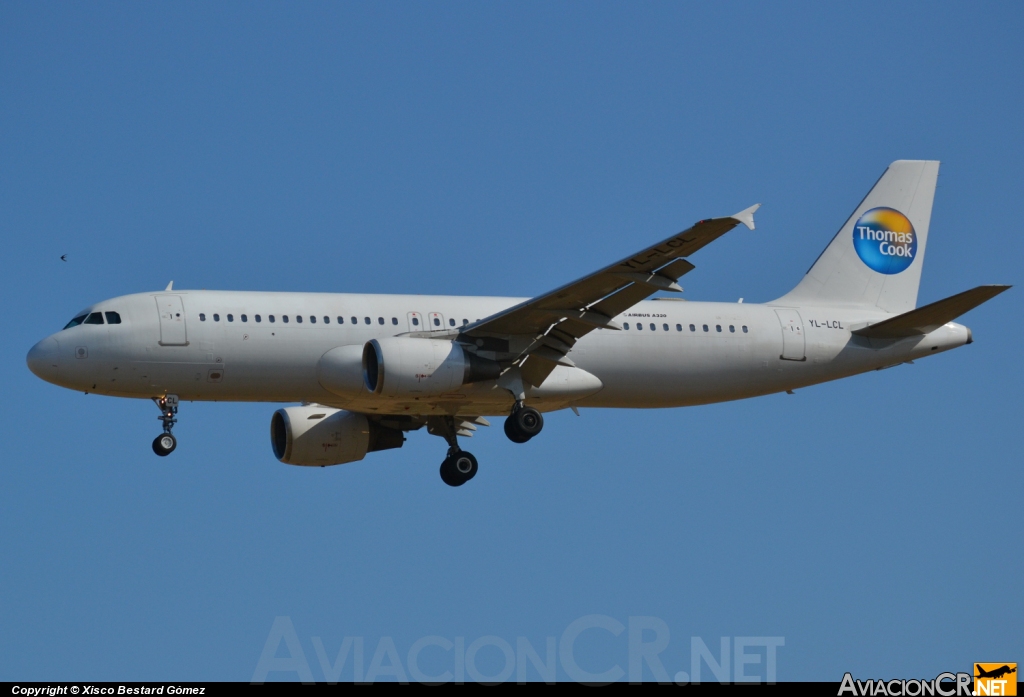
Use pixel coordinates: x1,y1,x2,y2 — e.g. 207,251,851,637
731,203,760,230
165,281,174,291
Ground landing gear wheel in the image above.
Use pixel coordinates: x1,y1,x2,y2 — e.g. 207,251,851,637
440,450,478,487
152,433,177,456
505,405,543,443
504,417,531,443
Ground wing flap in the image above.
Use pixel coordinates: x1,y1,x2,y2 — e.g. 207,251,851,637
853,285,1010,339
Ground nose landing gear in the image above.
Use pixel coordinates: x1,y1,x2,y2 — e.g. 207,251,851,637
504,403,543,443
152,395,179,457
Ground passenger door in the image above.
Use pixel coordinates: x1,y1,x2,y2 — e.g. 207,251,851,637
774,309,805,361
155,295,188,346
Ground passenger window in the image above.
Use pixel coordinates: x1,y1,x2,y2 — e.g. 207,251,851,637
309,316,315,324
241,314,248,322
702,324,708,332
351,317,357,324
63,314,88,329
213,314,220,322
104,311,121,324
337,316,344,324
449,318,455,327
676,324,682,332
433,317,440,326
283,315,289,323
324,316,330,324
742,325,748,333
716,325,722,332
364,317,370,325
463,319,468,326
84,312,104,325
637,323,642,331
199,313,206,322
255,315,262,323
650,323,656,331
392,317,398,325
269,315,275,323
624,322,630,330
729,325,735,333
227,314,234,322
378,317,384,325
412,317,419,326
663,323,669,331
295,315,302,323
689,324,695,332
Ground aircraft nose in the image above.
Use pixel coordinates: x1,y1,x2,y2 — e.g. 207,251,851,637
27,337,61,383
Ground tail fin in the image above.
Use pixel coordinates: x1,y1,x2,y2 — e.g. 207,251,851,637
773,160,940,313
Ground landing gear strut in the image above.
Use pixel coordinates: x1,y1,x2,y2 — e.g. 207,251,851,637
504,403,543,443
429,416,478,487
152,394,179,456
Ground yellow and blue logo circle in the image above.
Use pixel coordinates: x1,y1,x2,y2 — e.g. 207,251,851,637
852,207,916,274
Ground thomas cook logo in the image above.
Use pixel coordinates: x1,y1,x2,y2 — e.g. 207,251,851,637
852,207,917,275
975,663,1017,696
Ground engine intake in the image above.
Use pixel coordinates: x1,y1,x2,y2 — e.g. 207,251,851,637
362,338,501,398
270,405,404,466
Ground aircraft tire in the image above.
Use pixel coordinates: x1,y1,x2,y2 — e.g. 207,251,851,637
452,451,477,482
153,433,177,456
504,416,531,443
513,406,544,438
439,457,461,486
440,451,477,486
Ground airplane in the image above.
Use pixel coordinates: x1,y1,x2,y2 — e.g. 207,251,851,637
26,160,1010,486
975,665,1016,680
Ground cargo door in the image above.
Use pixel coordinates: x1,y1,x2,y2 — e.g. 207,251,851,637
156,295,189,346
774,309,805,361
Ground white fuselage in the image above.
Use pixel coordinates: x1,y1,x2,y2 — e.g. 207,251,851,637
28,290,971,417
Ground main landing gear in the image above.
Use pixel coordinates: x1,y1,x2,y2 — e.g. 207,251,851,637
152,394,179,456
428,403,543,487
428,416,479,487
504,403,544,443
440,448,478,487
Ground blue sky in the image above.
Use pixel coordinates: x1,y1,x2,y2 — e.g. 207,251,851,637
1,2,1021,682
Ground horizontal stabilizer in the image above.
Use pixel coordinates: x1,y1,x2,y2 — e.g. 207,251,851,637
853,285,1011,339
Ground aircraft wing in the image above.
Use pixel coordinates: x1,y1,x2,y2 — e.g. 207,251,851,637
458,204,760,385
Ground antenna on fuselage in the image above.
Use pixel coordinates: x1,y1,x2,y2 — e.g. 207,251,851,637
165,281,173,291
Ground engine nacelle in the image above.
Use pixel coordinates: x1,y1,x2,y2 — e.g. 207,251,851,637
362,337,501,398
317,344,365,398
270,405,404,466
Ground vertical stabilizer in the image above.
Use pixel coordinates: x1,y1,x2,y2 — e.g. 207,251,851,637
773,160,939,314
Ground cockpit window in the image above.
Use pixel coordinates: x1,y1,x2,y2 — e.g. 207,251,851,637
105,312,122,324
63,314,88,330
84,312,104,325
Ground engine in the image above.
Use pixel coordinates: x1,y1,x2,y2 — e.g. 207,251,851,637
270,405,404,466
317,344,365,398
361,337,501,398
